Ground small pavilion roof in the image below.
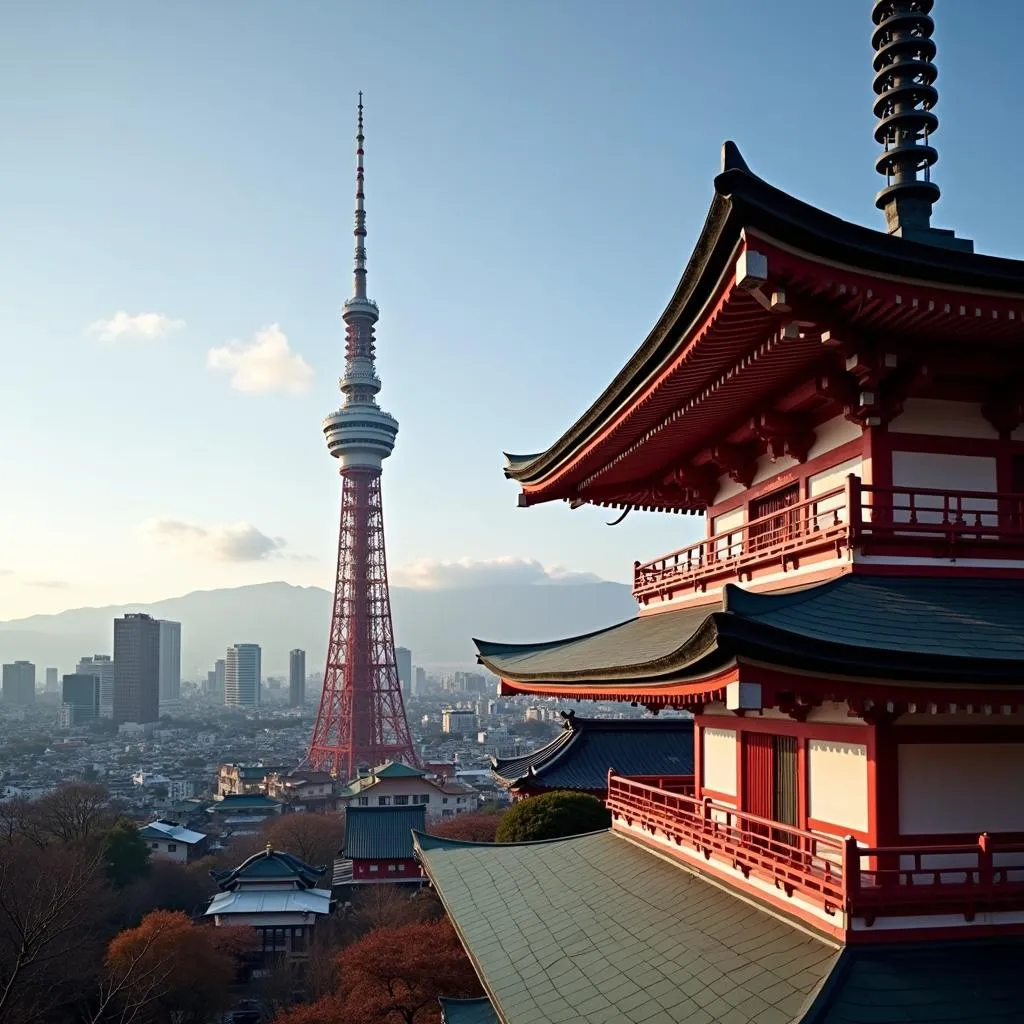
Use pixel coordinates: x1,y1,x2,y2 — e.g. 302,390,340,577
491,713,693,792
205,887,332,917
475,576,1024,698
439,997,499,1024
342,805,426,860
415,829,838,1023
506,143,1024,509
138,819,206,845
211,846,326,891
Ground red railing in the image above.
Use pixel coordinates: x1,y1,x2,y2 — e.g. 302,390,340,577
607,773,1024,926
633,477,1024,601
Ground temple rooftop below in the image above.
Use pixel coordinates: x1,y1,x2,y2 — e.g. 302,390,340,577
416,830,1024,1024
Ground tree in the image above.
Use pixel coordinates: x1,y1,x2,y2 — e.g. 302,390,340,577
262,814,344,870
102,910,246,1024
0,842,105,1024
118,859,215,928
428,811,504,843
275,918,482,1024
494,791,610,843
103,819,151,889
32,783,116,846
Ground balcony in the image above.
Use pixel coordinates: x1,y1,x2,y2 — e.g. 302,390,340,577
606,773,1024,936
633,476,1024,604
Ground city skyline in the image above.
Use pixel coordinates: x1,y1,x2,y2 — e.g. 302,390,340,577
4,1,1024,620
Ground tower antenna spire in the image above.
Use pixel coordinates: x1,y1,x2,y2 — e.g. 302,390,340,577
353,91,367,300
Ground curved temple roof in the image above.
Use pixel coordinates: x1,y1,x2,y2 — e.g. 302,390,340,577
505,143,1024,506
475,576,1024,693
491,713,693,792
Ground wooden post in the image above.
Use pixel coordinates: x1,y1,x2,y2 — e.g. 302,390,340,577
842,835,861,914
846,473,862,539
978,832,993,893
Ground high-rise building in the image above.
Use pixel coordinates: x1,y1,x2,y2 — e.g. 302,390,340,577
224,644,261,708
1,661,35,705
61,673,100,725
77,655,115,717
414,666,426,697
157,620,181,705
215,658,226,697
113,613,160,725
45,667,59,693
396,647,413,696
289,649,306,707
307,98,418,778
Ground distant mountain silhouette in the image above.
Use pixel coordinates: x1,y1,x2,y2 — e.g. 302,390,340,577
0,580,636,677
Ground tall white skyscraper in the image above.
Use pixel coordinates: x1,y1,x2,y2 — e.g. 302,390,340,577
45,667,59,693
395,646,413,696
157,620,181,704
224,644,261,708
77,655,115,718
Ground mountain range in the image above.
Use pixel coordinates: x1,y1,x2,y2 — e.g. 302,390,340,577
0,580,636,677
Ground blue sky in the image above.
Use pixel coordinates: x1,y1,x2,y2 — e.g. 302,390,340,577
3,0,1023,619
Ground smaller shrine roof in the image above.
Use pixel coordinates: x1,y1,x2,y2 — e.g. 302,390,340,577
439,997,499,1024
415,830,837,1024
343,805,426,860
476,576,1024,689
491,713,693,791
208,794,282,811
373,761,426,779
205,888,332,917
211,847,326,891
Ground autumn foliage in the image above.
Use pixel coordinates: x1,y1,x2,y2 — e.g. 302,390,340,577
427,810,505,843
275,917,482,1024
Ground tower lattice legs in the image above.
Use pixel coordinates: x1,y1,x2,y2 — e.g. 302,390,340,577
307,468,418,779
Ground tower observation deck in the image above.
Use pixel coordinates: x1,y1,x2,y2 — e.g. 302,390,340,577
307,96,418,779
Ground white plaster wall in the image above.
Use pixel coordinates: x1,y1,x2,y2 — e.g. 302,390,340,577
808,740,868,833
712,506,745,559
807,415,863,459
890,399,997,440
808,456,863,522
898,744,1024,835
715,474,746,504
751,454,799,487
890,451,998,525
702,727,737,796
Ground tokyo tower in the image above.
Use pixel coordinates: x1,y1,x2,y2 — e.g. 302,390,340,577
307,95,418,779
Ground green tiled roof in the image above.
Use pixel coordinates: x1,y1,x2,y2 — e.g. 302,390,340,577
476,577,1024,686
343,805,426,860
439,997,499,1024
802,939,1024,1023
211,847,326,891
492,713,693,792
373,761,425,779
415,829,838,1024
208,794,282,811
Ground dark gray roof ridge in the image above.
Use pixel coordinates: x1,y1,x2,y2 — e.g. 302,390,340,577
414,828,611,853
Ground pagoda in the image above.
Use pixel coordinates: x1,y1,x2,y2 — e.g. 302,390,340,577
416,3,1024,1020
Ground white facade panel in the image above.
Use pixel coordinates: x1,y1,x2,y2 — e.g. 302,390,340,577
808,456,863,523
898,744,1024,835
808,740,868,834
807,415,863,459
711,506,745,560
702,727,737,796
890,399,997,439
890,452,998,526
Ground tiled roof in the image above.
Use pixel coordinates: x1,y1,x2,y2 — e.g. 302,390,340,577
439,997,499,1024
801,939,1024,1022
138,819,206,844
415,830,838,1024
476,577,1024,685
209,794,282,810
343,805,426,860
205,888,331,917
373,761,425,779
211,847,326,891
492,714,693,791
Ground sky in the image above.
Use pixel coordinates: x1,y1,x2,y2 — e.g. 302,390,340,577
3,0,1024,620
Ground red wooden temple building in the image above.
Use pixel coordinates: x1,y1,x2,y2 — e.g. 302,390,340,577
417,3,1024,1020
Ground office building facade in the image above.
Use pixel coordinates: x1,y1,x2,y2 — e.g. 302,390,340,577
77,655,115,717
113,614,160,725
1,661,35,705
61,673,101,725
157,619,181,705
396,646,413,696
289,649,306,707
225,644,261,708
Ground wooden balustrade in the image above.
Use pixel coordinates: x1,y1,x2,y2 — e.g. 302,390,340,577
607,773,1024,926
632,476,1024,602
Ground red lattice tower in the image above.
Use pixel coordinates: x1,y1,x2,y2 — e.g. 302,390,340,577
307,95,418,779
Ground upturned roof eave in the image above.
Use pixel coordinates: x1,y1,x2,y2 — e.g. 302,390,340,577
504,147,1024,498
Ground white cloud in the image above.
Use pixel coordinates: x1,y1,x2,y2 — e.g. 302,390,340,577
391,556,603,590
207,323,313,395
87,311,185,342
25,579,70,589
142,519,287,562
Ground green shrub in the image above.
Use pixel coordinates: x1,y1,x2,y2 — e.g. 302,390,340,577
494,791,610,843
